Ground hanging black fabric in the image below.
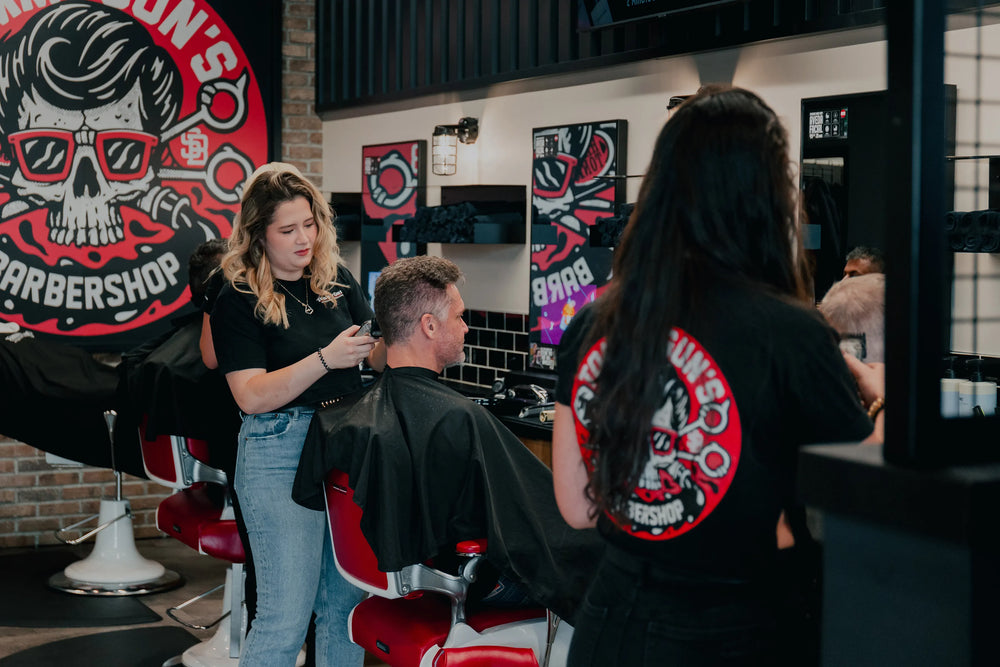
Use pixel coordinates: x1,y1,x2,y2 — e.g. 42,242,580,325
0,335,139,473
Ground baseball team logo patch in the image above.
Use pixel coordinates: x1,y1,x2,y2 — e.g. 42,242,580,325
0,1,267,345
572,327,742,539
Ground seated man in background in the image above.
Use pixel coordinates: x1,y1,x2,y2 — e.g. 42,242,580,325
842,246,885,279
293,256,602,624
819,272,885,364
190,238,228,371
120,238,238,476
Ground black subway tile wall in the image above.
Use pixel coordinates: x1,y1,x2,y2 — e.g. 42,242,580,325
443,310,529,390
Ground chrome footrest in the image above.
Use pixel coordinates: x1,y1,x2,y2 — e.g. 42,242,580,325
166,582,229,630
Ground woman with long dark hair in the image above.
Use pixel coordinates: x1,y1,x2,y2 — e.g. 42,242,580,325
553,85,883,665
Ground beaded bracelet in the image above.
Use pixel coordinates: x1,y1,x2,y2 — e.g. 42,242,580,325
867,396,885,420
316,348,333,372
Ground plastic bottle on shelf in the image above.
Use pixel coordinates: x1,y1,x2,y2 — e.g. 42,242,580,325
957,357,976,417
941,355,961,418
968,358,997,417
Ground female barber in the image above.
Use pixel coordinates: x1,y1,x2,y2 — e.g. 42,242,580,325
552,86,881,666
211,162,384,666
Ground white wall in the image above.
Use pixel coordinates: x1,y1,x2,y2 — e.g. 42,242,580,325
323,22,1000,356
946,23,1000,356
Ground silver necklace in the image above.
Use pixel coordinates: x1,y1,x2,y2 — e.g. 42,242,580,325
276,280,314,315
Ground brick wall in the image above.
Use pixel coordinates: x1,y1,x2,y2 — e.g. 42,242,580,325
0,0,317,549
0,438,165,549
282,0,322,187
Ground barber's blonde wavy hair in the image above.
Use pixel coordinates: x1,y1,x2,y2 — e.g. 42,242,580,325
221,162,342,328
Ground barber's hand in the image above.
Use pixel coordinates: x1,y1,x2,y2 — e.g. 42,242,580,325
320,325,376,369
842,353,885,409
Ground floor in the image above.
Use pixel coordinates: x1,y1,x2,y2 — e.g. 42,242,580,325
0,537,387,665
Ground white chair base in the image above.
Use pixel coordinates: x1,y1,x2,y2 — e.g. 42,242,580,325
49,497,182,596
161,622,238,667
162,633,307,667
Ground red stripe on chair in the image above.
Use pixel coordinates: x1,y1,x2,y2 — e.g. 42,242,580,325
155,485,223,552
349,593,547,667
186,437,211,464
455,539,487,554
139,416,180,486
351,595,451,667
324,469,389,591
433,646,539,666
199,519,245,564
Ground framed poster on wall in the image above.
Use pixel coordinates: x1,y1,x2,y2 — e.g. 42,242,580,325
360,140,427,305
528,119,628,371
0,0,282,351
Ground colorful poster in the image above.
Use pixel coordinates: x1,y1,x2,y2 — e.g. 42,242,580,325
0,1,272,350
360,141,426,305
529,119,627,370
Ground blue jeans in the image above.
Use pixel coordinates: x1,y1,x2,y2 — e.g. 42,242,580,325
235,407,364,667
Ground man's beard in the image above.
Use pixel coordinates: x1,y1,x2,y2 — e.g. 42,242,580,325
442,348,466,369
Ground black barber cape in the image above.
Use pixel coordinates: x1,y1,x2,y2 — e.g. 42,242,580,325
119,314,239,474
0,335,133,470
293,366,603,624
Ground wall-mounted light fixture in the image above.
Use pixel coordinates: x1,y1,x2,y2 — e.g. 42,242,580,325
667,95,693,115
432,117,479,176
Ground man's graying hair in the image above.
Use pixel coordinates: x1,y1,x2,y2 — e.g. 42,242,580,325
819,272,885,363
374,256,464,346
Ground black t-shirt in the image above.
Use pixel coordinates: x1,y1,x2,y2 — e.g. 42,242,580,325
555,280,873,582
211,265,374,411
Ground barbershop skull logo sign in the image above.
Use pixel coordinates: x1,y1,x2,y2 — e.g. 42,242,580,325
0,2,267,345
572,329,742,539
528,120,625,369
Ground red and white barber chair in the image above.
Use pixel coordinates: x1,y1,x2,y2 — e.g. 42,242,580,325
140,421,306,667
324,468,573,667
140,423,243,667
49,410,183,596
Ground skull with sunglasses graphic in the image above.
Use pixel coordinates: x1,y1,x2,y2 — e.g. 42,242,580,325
0,3,181,248
6,90,164,247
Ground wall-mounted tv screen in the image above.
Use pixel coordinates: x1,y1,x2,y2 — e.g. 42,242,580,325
579,0,747,31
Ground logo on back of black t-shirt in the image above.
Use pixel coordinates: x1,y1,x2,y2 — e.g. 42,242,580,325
572,327,742,540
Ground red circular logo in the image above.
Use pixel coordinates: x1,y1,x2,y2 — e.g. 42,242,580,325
0,1,267,346
571,327,742,540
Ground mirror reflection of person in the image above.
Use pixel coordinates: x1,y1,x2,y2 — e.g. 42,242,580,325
820,272,885,364
552,85,881,667
842,246,885,279
820,272,886,443
210,162,385,667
